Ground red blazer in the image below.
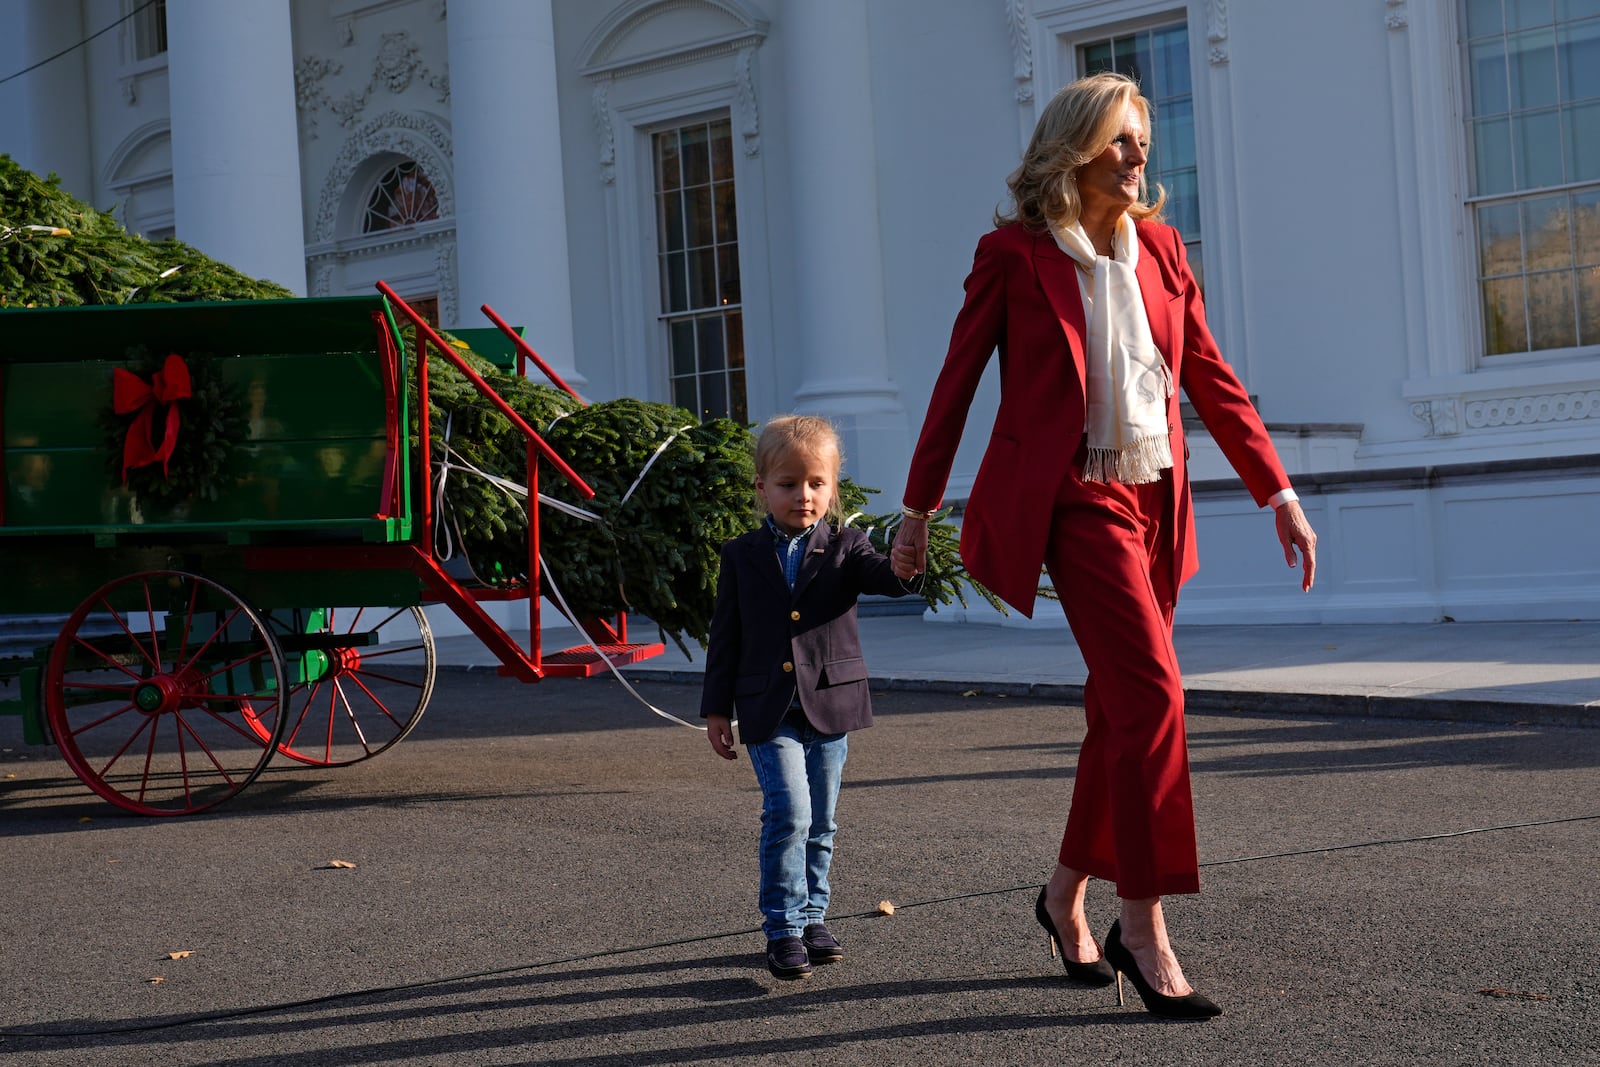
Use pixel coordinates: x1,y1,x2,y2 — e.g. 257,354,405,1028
903,220,1289,616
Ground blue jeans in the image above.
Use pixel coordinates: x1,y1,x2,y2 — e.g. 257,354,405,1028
745,719,849,941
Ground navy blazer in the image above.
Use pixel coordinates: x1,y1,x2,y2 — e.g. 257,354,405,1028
700,522,915,745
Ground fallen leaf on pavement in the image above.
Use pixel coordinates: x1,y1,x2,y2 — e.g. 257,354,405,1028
325,860,357,869
877,900,895,916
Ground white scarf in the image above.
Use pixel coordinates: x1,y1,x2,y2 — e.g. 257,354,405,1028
1052,215,1174,484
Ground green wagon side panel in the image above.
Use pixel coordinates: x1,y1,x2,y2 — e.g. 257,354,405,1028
1,296,411,538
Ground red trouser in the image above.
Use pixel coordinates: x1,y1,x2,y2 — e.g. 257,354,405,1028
1044,465,1200,900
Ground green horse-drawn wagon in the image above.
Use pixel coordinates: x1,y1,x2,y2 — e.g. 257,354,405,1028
0,287,662,815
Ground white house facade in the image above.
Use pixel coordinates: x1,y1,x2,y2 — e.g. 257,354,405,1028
2,0,1597,628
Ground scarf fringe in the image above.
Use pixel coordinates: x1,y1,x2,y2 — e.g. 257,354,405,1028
1083,433,1174,485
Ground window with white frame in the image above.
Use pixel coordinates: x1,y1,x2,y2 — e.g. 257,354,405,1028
1078,20,1201,286
1465,0,1600,357
132,0,167,61
652,116,747,422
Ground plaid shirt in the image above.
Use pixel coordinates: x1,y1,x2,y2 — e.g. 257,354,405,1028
766,515,818,590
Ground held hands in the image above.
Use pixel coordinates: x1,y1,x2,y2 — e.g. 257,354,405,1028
891,515,929,579
1274,499,1318,592
706,714,738,760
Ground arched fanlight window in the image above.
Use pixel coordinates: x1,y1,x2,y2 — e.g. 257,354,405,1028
362,160,440,234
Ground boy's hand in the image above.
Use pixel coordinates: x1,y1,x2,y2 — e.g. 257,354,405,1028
706,714,738,760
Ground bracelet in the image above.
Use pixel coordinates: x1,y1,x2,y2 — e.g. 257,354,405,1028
901,505,936,521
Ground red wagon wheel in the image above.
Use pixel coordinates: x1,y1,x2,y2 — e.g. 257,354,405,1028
257,606,436,766
45,571,287,816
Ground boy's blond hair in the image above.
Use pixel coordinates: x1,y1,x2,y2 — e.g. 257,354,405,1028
753,414,845,524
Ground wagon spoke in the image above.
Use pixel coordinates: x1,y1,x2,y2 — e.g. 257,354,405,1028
336,681,376,755
93,713,154,778
348,673,406,731
67,700,140,737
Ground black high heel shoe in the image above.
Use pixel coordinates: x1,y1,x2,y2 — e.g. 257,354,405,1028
1033,887,1116,985
1103,919,1222,1019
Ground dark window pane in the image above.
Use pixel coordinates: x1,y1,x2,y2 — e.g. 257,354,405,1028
1564,101,1600,180
1509,28,1560,109
656,133,681,192
1467,0,1505,36
663,251,688,312
661,190,685,252
710,120,734,181
727,310,745,368
1578,263,1600,342
1479,201,1524,275
714,181,738,243
1483,276,1530,353
673,375,698,413
1559,19,1600,100
1154,24,1190,97
730,369,748,423
1161,98,1196,170
717,245,741,305
1474,116,1515,194
686,184,714,247
1508,0,1557,30
670,320,696,376
1165,169,1200,241
1083,40,1113,75
698,317,726,372
1575,188,1600,262
1514,107,1563,186
689,249,717,308
700,373,729,419
681,124,711,187
1527,270,1578,347
1523,194,1574,270
1471,40,1510,114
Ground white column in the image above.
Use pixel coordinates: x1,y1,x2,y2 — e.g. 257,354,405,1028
166,0,305,294
780,0,908,493
1,0,94,200
447,0,583,387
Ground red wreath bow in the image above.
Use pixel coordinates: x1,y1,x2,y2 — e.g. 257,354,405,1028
113,354,192,482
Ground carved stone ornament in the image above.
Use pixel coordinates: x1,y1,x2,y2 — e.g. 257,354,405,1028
1208,0,1229,66
735,46,761,157
297,30,450,140
435,242,459,325
592,82,616,184
1386,0,1409,31
1410,398,1460,437
1005,0,1034,104
313,110,456,243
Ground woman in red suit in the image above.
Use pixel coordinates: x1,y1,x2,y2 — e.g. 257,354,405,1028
892,72,1317,1019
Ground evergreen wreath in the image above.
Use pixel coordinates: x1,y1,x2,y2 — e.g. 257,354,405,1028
100,345,248,512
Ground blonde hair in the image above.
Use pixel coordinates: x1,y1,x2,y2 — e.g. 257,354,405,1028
753,414,845,524
996,71,1166,232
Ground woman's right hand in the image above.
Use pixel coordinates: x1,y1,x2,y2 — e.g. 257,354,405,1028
892,516,929,579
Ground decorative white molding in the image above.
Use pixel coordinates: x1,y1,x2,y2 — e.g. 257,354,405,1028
434,242,458,325
579,0,768,78
1465,390,1600,429
313,110,455,243
295,55,344,139
1005,0,1034,103
1207,0,1229,65
297,30,449,140
311,262,336,298
734,46,761,156
592,83,616,184
1410,398,1460,437
1386,0,1409,31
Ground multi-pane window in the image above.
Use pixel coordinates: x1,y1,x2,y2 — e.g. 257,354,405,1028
1080,22,1201,286
363,160,440,234
1466,0,1600,356
653,118,747,422
132,0,167,61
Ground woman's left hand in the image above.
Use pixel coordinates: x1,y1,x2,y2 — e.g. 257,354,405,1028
1274,499,1318,592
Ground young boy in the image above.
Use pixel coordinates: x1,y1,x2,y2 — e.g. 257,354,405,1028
702,415,918,979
